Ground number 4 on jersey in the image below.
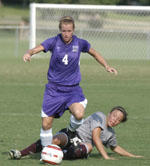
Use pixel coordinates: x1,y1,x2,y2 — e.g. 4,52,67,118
62,54,68,65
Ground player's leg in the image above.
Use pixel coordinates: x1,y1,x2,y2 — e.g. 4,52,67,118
63,142,92,160
84,143,93,154
20,139,42,156
40,83,67,147
68,99,87,132
65,85,87,134
9,115,54,160
9,139,42,159
9,132,68,160
40,112,54,147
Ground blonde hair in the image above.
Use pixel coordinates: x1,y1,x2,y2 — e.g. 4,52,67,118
59,16,75,30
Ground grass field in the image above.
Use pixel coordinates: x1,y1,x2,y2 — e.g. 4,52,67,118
1,5,150,166
0,46,150,166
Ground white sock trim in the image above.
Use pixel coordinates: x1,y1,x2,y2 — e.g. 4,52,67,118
69,115,84,131
40,128,52,146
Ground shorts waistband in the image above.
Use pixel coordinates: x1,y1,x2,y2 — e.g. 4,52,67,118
48,81,79,87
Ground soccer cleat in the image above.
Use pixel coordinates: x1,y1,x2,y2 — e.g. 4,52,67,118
66,128,77,140
70,136,82,146
63,144,88,160
60,128,77,140
9,149,21,159
60,128,82,145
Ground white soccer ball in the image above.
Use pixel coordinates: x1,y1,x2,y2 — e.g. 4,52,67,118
41,144,64,165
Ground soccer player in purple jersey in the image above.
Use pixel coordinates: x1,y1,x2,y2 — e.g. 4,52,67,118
23,16,118,148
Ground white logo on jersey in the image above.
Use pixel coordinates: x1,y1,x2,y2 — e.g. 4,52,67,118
72,45,78,52
57,46,60,51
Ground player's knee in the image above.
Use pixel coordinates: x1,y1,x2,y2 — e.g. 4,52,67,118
69,103,85,120
42,123,51,130
42,117,53,130
42,123,48,130
74,110,84,120
42,120,52,130
86,143,93,154
63,144,88,160
75,144,88,159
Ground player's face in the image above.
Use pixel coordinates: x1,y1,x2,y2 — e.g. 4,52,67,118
107,110,124,127
60,23,74,44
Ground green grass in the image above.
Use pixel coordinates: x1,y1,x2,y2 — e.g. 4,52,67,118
0,5,150,166
0,20,150,165
0,7,150,164
0,5,29,20
0,51,150,166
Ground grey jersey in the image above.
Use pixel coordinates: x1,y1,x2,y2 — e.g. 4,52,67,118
76,112,117,148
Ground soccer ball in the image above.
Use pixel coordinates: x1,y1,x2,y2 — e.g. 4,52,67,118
41,144,64,165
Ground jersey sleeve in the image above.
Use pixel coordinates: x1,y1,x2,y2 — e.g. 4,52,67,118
79,39,91,53
90,113,105,131
41,37,56,53
106,134,117,148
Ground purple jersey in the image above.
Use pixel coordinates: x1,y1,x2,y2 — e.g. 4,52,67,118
41,34,91,86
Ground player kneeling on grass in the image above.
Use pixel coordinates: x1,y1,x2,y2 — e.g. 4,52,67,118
9,106,143,160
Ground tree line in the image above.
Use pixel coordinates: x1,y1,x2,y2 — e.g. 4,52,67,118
1,0,150,7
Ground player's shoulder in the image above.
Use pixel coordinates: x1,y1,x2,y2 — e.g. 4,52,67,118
73,35,87,42
43,35,57,43
90,112,106,121
93,111,106,117
51,34,61,42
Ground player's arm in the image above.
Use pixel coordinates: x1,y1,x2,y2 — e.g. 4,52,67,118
111,145,143,158
23,45,45,62
88,48,118,75
92,127,115,160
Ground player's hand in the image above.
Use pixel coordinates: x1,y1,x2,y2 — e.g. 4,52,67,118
23,53,32,62
105,66,118,75
105,156,116,160
132,155,144,158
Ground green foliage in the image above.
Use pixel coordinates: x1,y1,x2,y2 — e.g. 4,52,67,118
0,5,29,25
0,5,29,17
78,0,120,5
98,0,120,5
139,0,150,5
2,0,150,6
